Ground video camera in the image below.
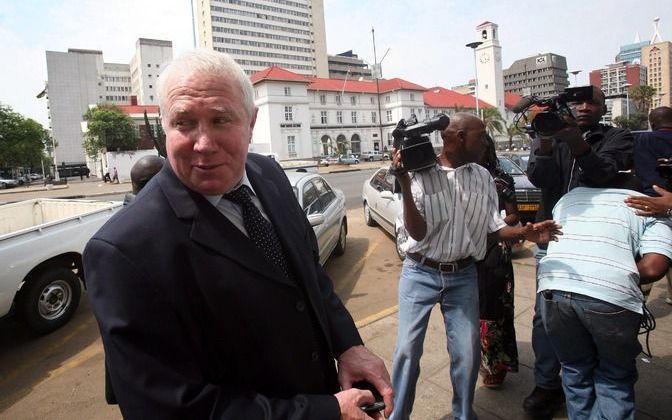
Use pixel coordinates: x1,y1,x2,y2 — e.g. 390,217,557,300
512,86,594,137
390,113,450,175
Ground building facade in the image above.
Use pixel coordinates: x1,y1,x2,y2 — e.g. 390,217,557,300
642,41,672,107
129,38,173,105
328,50,372,80
615,40,650,64
43,39,172,165
589,62,647,97
196,0,329,77
503,53,569,98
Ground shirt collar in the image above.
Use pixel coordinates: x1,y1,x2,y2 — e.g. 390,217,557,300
203,170,256,207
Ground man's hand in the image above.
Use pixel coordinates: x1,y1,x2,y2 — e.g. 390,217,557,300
625,185,672,217
520,220,562,244
335,388,380,420
337,345,394,419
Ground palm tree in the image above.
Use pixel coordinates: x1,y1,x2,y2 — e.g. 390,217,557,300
630,85,657,114
481,108,505,137
505,123,525,150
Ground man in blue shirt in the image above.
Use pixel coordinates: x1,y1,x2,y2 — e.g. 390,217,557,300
539,187,671,419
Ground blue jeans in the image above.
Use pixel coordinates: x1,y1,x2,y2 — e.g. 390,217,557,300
541,290,642,420
391,259,479,420
533,247,562,389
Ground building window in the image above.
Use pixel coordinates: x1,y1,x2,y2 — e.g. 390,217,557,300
284,106,293,121
320,111,328,124
386,110,393,122
255,89,259,99
336,95,341,105
337,111,343,124
149,85,153,89
320,94,326,105
385,95,391,103
287,135,296,157
350,96,356,105
371,112,377,123
370,97,375,104
410,93,415,101
284,86,291,96
147,64,151,67
351,111,357,124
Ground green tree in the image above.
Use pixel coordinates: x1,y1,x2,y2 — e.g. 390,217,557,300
336,137,350,155
630,85,657,114
481,107,505,137
144,110,166,157
0,103,50,169
506,123,525,150
82,105,138,158
613,112,648,130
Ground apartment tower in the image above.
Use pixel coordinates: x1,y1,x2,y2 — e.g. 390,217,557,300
196,0,328,77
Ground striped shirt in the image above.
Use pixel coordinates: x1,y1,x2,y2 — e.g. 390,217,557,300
538,187,672,314
398,163,506,261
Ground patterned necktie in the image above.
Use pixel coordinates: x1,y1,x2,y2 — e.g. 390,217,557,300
224,185,289,277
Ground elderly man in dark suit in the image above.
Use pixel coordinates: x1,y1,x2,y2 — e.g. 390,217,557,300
83,49,393,420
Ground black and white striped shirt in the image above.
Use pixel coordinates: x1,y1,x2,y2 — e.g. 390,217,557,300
398,163,506,261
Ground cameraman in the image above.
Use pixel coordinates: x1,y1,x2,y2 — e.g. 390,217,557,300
389,113,561,420
524,85,633,417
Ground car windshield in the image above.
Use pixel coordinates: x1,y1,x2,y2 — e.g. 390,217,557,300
497,157,525,175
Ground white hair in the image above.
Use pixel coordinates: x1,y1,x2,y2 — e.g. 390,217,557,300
157,49,255,125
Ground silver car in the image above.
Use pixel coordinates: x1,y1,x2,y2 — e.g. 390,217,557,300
361,167,406,259
0,178,19,189
285,171,347,265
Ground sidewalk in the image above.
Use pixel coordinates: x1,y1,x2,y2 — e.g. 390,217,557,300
357,257,672,420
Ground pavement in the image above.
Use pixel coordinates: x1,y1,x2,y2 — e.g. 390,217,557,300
1,165,671,419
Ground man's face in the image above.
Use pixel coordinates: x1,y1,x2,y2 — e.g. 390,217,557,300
163,72,256,195
462,123,488,163
570,87,605,131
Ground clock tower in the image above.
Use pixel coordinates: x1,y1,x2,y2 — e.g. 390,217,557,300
474,21,505,117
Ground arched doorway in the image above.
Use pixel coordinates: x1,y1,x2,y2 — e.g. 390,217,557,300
336,134,348,155
350,134,361,155
321,135,332,155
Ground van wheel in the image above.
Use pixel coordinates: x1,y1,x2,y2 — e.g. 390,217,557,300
17,267,82,334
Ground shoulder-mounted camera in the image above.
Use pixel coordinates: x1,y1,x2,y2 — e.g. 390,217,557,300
390,113,450,175
512,86,593,137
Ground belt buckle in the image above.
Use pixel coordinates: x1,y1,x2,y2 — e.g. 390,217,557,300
438,262,457,273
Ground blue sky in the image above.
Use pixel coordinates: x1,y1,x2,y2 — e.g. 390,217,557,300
1,0,670,127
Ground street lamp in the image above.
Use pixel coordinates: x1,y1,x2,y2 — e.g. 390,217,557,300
570,70,582,86
466,41,483,117
622,83,632,120
372,28,390,150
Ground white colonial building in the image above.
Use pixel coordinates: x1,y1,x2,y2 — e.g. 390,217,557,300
249,67,508,160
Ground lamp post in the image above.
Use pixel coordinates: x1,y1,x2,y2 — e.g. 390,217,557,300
372,28,390,150
570,70,582,86
466,41,483,117
622,83,632,120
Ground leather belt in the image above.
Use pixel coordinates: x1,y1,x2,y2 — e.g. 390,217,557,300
407,252,473,273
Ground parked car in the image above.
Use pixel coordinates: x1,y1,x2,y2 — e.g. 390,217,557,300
0,178,19,189
339,154,360,165
361,168,406,259
500,151,530,172
361,151,390,162
319,156,339,166
497,156,541,224
285,171,347,265
28,173,43,180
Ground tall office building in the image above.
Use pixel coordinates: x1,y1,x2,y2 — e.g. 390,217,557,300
196,0,328,77
328,50,372,80
43,39,172,165
615,39,649,64
642,41,672,108
129,38,173,105
503,53,569,98
589,62,647,97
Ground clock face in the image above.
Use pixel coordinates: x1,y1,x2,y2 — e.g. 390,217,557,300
479,53,491,64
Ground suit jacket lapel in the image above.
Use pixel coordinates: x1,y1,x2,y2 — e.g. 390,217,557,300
157,164,295,288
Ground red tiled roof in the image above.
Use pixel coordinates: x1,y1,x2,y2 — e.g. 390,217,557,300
118,105,160,114
423,87,493,109
309,77,426,94
504,92,524,110
250,66,312,84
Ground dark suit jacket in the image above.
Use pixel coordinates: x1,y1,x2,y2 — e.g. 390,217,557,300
84,154,362,419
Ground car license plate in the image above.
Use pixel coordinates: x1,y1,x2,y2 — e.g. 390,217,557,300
518,203,539,212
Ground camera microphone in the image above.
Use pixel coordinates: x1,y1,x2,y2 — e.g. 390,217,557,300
512,96,537,113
